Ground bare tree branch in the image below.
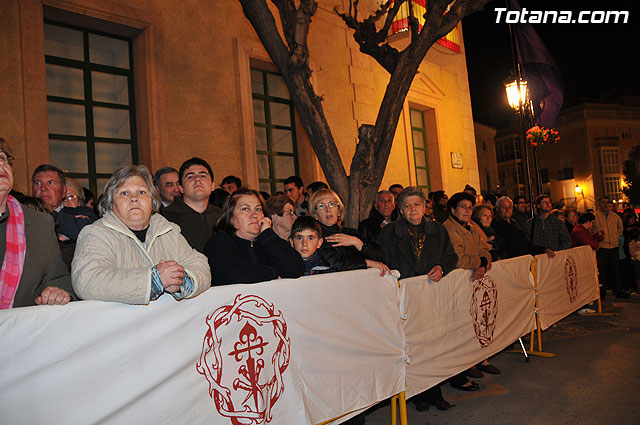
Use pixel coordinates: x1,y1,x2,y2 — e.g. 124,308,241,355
291,0,318,68
239,0,348,194
334,0,408,74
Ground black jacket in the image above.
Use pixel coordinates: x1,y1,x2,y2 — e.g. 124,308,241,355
204,228,304,285
318,224,383,272
358,208,392,244
160,197,221,253
490,216,530,259
376,217,458,279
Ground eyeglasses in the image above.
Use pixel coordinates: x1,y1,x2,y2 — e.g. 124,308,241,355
316,201,338,210
65,194,78,201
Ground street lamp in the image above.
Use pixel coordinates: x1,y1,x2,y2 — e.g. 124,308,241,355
505,78,528,111
575,185,586,211
504,73,537,215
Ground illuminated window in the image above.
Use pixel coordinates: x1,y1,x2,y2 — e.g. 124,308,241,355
598,147,622,201
251,68,299,195
44,21,137,195
409,108,431,190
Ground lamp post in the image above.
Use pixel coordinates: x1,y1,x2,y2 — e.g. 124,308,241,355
504,73,536,217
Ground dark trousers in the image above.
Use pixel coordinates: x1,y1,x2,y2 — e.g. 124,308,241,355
597,247,622,294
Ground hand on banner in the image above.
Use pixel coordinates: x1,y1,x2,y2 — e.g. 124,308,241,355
545,248,556,258
365,259,391,276
427,265,444,282
472,267,486,281
35,287,71,305
157,260,186,292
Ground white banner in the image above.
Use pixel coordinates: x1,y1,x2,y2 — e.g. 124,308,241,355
535,245,599,330
400,255,536,398
0,269,404,425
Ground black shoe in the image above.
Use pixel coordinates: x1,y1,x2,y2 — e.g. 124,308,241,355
451,381,480,391
466,366,484,378
615,292,630,299
412,399,429,412
432,400,453,411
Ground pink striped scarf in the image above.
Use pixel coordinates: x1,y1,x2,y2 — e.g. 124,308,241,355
1,196,26,309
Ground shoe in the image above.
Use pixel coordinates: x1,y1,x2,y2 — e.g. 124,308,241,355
432,400,453,411
476,363,501,374
578,308,596,315
451,381,480,391
466,366,484,378
412,399,429,412
615,292,630,299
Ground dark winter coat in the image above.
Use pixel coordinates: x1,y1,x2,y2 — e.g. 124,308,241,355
161,197,221,253
376,217,458,279
318,224,384,272
204,228,304,285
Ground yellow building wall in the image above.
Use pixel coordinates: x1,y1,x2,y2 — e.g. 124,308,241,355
1,0,479,197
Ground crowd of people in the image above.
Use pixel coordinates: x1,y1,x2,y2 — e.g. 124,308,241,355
2,135,639,420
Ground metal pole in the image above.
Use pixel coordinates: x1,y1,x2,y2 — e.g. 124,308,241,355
506,2,535,215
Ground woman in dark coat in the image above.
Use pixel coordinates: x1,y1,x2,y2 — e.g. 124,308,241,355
376,187,458,412
204,188,304,285
308,188,389,274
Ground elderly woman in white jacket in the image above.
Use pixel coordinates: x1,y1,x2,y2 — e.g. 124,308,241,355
72,165,210,304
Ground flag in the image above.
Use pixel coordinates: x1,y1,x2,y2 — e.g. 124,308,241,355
510,0,564,128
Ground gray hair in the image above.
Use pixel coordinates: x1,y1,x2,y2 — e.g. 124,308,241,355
376,190,394,202
65,177,85,205
495,196,513,209
99,165,161,215
152,166,178,188
397,186,426,209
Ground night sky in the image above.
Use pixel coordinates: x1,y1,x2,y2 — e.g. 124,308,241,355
462,0,639,129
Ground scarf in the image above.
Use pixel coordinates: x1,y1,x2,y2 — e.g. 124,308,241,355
0,196,27,309
406,219,427,262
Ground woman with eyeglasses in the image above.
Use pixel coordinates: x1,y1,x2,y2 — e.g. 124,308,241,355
308,188,389,275
204,188,304,285
265,194,297,240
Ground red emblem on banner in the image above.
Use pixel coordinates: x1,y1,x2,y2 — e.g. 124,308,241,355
564,256,578,303
196,294,290,424
470,276,499,348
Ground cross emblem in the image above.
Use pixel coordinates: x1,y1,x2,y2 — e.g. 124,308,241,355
229,322,269,411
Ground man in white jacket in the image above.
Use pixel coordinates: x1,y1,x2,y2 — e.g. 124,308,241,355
594,196,628,299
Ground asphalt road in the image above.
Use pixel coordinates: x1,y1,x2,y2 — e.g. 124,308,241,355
364,294,640,425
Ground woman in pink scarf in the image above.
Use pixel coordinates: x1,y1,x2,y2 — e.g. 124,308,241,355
0,138,73,308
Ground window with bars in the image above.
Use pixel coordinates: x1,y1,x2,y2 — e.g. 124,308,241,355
44,21,137,196
598,147,622,201
409,108,431,191
251,68,299,195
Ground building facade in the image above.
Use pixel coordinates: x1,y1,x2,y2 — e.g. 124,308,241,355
2,0,480,197
483,99,640,210
473,122,498,195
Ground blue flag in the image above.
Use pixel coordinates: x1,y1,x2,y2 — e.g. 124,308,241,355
510,0,564,128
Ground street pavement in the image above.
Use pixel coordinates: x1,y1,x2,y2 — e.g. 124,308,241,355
364,294,640,425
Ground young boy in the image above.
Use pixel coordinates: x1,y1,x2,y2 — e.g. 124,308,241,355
290,216,334,275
